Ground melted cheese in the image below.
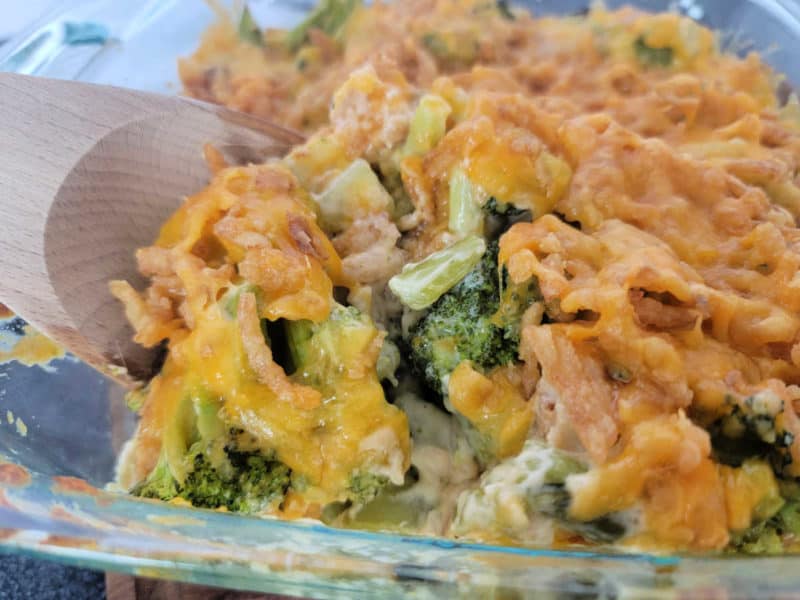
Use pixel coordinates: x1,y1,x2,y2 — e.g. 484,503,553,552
113,0,800,551
448,362,533,459
115,163,409,507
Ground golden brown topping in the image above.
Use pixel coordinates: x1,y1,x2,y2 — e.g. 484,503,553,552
523,325,618,464
237,292,321,410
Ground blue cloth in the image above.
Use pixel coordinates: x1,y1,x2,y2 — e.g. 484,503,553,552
0,555,104,599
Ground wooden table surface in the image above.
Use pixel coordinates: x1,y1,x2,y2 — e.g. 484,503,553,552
105,574,294,600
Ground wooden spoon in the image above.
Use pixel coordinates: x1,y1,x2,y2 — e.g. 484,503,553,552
0,73,304,388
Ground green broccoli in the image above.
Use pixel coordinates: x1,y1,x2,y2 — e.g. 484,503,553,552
452,440,628,544
315,158,395,234
483,196,530,220
376,339,401,386
183,445,291,512
131,391,292,513
347,472,391,506
285,303,383,390
219,282,261,320
404,95,452,159
709,390,794,475
131,430,291,511
284,303,401,503
633,36,674,67
448,168,484,237
730,500,800,555
286,0,361,52
493,266,540,346
525,443,627,543
458,416,497,466
406,240,540,399
321,466,425,531
132,438,291,513
420,26,482,69
238,5,263,46
389,234,487,311
130,452,179,501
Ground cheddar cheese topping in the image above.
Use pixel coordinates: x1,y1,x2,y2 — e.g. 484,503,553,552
114,1,800,553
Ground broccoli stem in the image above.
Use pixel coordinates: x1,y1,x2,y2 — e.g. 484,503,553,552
403,94,452,158
238,5,263,46
315,158,394,233
633,36,673,67
389,235,487,310
130,451,179,501
286,0,360,52
448,168,484,237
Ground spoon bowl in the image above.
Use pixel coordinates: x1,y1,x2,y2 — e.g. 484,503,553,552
0,73,303,387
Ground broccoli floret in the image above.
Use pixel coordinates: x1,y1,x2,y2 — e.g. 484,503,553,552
493,268,540,347
223,452,288,512
131,391,292,513
315,159,394,233
407,241,506,397
286,0,360,52
285,304,409,502
219,282,261,320
182,446,291,513
132,443,291,513
286,303,382,390
730,500,800,555
130,452,179,501
348,472,391,506
179,451,231,508
710,391,794,474
407,241,539,399
527,445,627,543
483,197,530,219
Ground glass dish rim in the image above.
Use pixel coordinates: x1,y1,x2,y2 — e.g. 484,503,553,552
3,0,800,596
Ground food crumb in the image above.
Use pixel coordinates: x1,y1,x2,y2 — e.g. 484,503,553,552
0,325,64,369
5,411,12,425
14,418,27,437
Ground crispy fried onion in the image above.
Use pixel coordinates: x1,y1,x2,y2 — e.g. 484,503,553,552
237,292,321,410
524,325,619,464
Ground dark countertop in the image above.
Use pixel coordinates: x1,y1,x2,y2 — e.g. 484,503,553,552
0,555,105,599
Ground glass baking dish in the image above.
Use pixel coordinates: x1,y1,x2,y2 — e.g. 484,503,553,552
2,0,800,596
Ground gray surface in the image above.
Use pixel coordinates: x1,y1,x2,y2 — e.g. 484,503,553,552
0,555,104,599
